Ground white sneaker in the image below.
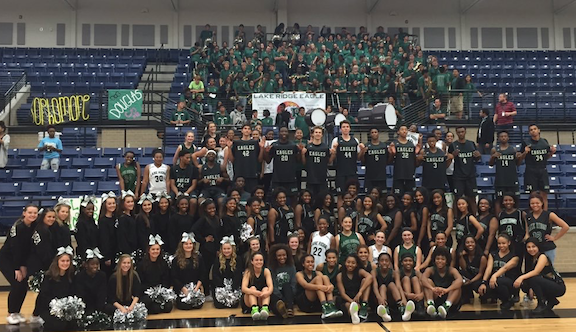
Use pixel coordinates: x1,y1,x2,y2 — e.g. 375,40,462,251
6,314,20,325
349,302,360,325
29,315,44,325
426,304,437,317
438,305,447,319
377,304,392,322
16,313,26,323
402,300,416,321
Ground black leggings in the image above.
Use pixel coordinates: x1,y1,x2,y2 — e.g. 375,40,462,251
525,276,565,305
484,276,514,302
0,261,28,314
270,286,294,315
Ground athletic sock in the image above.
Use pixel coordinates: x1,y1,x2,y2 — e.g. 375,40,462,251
444,301,452,308
321,301,327,305
427,300,435,306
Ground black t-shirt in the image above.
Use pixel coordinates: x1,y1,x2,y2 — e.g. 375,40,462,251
270,140,299,183
448,140,477,179
521,138,550,170
422,148,447,189
170,164,199,192
232,139,260,178
365,141,388,181
305,142,329,184
201,162,222,187
494,144,518,187
393,139,416,180
333,136,359,177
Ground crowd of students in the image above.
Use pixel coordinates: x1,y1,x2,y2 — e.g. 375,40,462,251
0,119,570,328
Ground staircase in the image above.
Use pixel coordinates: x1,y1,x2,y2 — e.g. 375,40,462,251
137,62,177,121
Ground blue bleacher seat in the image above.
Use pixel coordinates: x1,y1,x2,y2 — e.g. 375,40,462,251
97,181,120,193
563,176,576,189
106,169,119,180
46,182,71,195
17,149,40,158
36,169,59,182
20,182,46,196
26,159,43,168
60,168,84,181
71,182,96,195
548,164,562,175
0,170,12,182
1,200,31,220
4,159,24,169
549,176,562,193
71,158,93,168
102,148,124,157
562,154,576,163
81,148,102,157
0,183,20,196
561,164,576,176
93,157,115,168
476,177,493,193
476,165,495,177
10,169,36,181
84,169,107,181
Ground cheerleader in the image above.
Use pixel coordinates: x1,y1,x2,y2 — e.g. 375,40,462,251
75,248,107,313
314,192,337,235
98,192,118,276
34,247,75,330
336,216,366,265
368,231,392,265
212,236,243,308
295,255,343,318
221,197,241,246
116,191,138,256
167,196,194,254
308,217,336,269
246,198,266,252
454,197,484,250
525,192,569,263
268,188,296,245
478,234,519,311
316,249,340,289
336,254,373,324
152,193,171,247
106,254,143,316
458,236,487,304
357,245,376,273
394,229,422,272
420,232,456,271
241,252,273,320
338,192,359,229
372,253,403,322
171,233,205,310
414,188,430,255
192,199,223,293
382,194,402,249
268,244,297,318
27,209,60,277
357,195,386,246
53,199,72,248
136,194,156,252
393,252,419,321
428,189,454,249
477,198,498,256
513,238,565,314
0,204,38,325
75,196,99,256
136,235,172,314
421,247,463,319
295,189,315,245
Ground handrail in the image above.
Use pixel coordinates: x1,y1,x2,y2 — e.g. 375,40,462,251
1,71,27,117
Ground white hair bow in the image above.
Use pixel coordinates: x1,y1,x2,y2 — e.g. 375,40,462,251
85,248,103,259
287,231,298,237
80,195,96,208
101,191,117,200
149,234,164,246
138,193,154,205
56,246,74,256
38,208,45,214
57,196,72,207
181,232,196,243
155,191,171,202
220,235,236,246
121,190,135,199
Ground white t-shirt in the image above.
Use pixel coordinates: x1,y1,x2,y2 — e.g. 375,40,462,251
369,244,392,265
263,140,277,174
310,231,334,268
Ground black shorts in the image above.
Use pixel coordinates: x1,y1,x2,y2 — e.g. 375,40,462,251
392,179,416,196
295,293,321,313
453,176,477,198
271,181,299,195
524,168,550,192
495,186,520,198
199,187,226,200
336,175,358,194
365,179,387,194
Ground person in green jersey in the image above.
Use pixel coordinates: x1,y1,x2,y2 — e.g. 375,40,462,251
336,217,366,265
294,107,309,138
116,151,141,194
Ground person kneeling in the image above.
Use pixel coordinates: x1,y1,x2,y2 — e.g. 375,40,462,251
421,247,463,319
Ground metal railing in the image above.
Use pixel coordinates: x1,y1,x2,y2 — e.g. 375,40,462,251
1,71,27,116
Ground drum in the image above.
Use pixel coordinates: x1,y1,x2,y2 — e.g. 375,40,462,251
305,108,326,127
384,104,398,129
334,113,347,126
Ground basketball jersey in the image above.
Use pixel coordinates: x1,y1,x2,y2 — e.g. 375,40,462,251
338,232,360,264
179,143,196,155
334,136,359,176
430,208,448,237
300,204,315,237
365,141,388,181
431,266,454,288
232,139,260,179
491,251,517,278
397,243,417,261
369,244,391,265
494,144,518,187
357,211,378,240
393,140,416,180
119,163,137,192
448,140,477,179
252,213,267,244
498,210,525,243
522,138,550,169
201,162,222,187
148,164,168,195
455,214,473,243
526,211,555,251
270,141,299,183
310,231,334,268
305,142,329,184
274,206,295,244
422,148,447,189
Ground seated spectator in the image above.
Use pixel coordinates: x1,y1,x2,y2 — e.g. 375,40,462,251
261,109,274,126
171,101,192,126
230,104,247,127
214,105,231,126
38,125,62,170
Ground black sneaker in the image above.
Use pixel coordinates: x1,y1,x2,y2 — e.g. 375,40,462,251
511,295,520,303
533,303,548,315
500,300,514,311
547,298,560,310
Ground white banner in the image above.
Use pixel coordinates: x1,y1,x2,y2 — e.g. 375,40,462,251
252,92,326,120
67,197,102,231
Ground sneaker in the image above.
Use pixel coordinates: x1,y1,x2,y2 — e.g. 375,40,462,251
426,304,437,317
547,298,560,310
276,300,288,319
260,306,269,320
532,303,548,315
332,303,344,318
286,309,294,318
349,302,360,325
321,304,328,319
511,295,520,303
500,300,514,311
402,300,416,321
251,307,261,321
358,302,368,320
437,305,448,319
377,305,392,322
29,315,44,325
6,314,20,325
15,314,26,323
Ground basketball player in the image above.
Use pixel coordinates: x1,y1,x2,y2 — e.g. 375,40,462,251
224,123,265,193
359,128,389,195
490,131,521,214
198,149,228,206
330,120,364,204
448,126,480,198
301,126,332,196
418,134,452,191
265,127,302,201
170,150,199,215
141,149,171,197
389,125,420,196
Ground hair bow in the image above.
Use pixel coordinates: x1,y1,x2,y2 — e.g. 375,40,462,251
121,190,135,199
85,248,103,259
155,191,171,202
149,234,165,246
181,232,196,243
101,191,117,200
220,235,236,246
37,208,45,214
287,231,298,237
56,196,72,207
138,193,154,205
56,246,74,256
80,195,96,208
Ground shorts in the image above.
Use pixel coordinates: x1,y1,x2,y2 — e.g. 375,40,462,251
524,168,550,192
199,187,226,200
271,182,299,195
365,179,387,194
495,186,520,198
295,293,321,313
453,176,477,198
392,179,416,196
336,175,358,194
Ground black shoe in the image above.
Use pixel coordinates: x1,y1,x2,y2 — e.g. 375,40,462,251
533,303,547,315
511,295,520,303
500,300,514,311
547,298,559,310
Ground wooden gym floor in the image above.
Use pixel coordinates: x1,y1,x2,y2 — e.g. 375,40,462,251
0,279,574,331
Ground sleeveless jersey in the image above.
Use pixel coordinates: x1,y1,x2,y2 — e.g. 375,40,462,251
526,211,555,251
448,140,477,179
494,144,518,187
455,214,474,243
522,138,550,169
431,266,454,288
300,204,316,238
179,143,196,155
393,140,416,180
310,231,334,268
319,208,337,234
477,213,494,245
422,148,447,189
398,243,418,261
491,251,517,279
250,270,267,290
274,206,295,244
252,213,267,244
171,164,197,193
148,164,168,195
201,162,222,187
236,205,248,226
430,208,449,237
365,141,388,181
296,271,316,295
498,210,525,243
305,142,329,184
322,264,339,287
342,271,362,297
232,139,260,178
270,141,299,183
119,163,137,192
370,245,391,265
357,211,378,241
338,232,360,264
382,209,400,238
376,268,394,286
464,252,482,277
334,136,359,176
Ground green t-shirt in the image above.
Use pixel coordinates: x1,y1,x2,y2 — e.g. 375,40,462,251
261,117,274,126
430,107,446,124
206,86,218,106
273,50,287,69
434,73,449,93
214,112,231,126
294,114,309,138
171,110,190,122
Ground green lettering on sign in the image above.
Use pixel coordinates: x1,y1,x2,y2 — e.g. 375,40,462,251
107,89,143,120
